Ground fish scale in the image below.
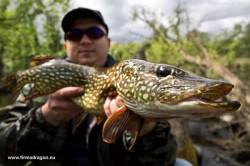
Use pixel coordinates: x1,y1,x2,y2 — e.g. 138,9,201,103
1,57,241,149
1,58,241,117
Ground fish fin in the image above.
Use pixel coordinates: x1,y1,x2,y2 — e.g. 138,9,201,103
72,112,88,134
30,55,59,67
0,73,22,102
102,105,132,143
20,88,42,102
123,114,144,151
21,86,53,102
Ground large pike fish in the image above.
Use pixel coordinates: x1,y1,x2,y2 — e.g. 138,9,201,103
1,57,241,149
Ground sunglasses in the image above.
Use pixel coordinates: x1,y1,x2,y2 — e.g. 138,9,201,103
64,27,106,41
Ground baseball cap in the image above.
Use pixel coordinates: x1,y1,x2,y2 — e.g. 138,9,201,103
61,7,109,34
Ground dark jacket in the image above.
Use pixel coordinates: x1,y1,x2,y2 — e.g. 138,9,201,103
0,55,177,166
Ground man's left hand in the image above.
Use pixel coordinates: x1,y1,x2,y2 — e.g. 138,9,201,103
103,96,156,137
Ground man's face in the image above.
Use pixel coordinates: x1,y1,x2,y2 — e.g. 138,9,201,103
64,18,110,67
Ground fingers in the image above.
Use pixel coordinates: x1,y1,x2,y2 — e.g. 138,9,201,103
41,87,85,126
54,87,84,99
49,87,84,110
104,97,112,116
111,96,123,110
104,96,123,117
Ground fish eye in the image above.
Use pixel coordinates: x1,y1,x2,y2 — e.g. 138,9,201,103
156,66,171,77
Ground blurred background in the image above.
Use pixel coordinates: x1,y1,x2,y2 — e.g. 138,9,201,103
0,0,249,165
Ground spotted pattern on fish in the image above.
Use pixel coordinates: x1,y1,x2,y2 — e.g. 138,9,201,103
2,58,241,119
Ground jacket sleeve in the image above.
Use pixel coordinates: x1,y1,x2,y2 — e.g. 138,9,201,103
123,121,177,166
0,101,59,163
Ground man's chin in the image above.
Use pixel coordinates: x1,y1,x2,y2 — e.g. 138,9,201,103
78,58,97,66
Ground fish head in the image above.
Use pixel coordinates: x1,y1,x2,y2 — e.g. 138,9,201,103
116,59,241,119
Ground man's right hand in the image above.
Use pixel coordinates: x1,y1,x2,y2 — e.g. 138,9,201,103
41,87,85,127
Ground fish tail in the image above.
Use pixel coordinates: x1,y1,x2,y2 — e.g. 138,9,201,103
1,74,17,91
0,73,21,102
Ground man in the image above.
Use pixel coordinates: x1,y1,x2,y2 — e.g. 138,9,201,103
0,8,177,166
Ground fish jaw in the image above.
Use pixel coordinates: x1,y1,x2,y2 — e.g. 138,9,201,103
150,100,241,119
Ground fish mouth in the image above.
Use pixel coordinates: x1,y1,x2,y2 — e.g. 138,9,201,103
156,82,241,118
175,99,241,118
184,96,241,111
198,82,234,100
185,82,240,108
155,99,241,119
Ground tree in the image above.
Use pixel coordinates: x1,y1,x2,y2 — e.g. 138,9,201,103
0,0,71,75
0,0,71,106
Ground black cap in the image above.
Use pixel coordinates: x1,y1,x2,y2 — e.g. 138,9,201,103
61,7,109,34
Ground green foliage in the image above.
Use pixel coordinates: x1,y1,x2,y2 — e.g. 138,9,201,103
209,24,243,64
110,42,141,60
0,0,71,75
145,38,182,65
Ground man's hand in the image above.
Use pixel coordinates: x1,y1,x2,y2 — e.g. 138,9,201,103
41,87,85,127
104,96,156,137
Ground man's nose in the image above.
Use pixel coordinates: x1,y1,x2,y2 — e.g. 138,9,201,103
80,35,92,44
